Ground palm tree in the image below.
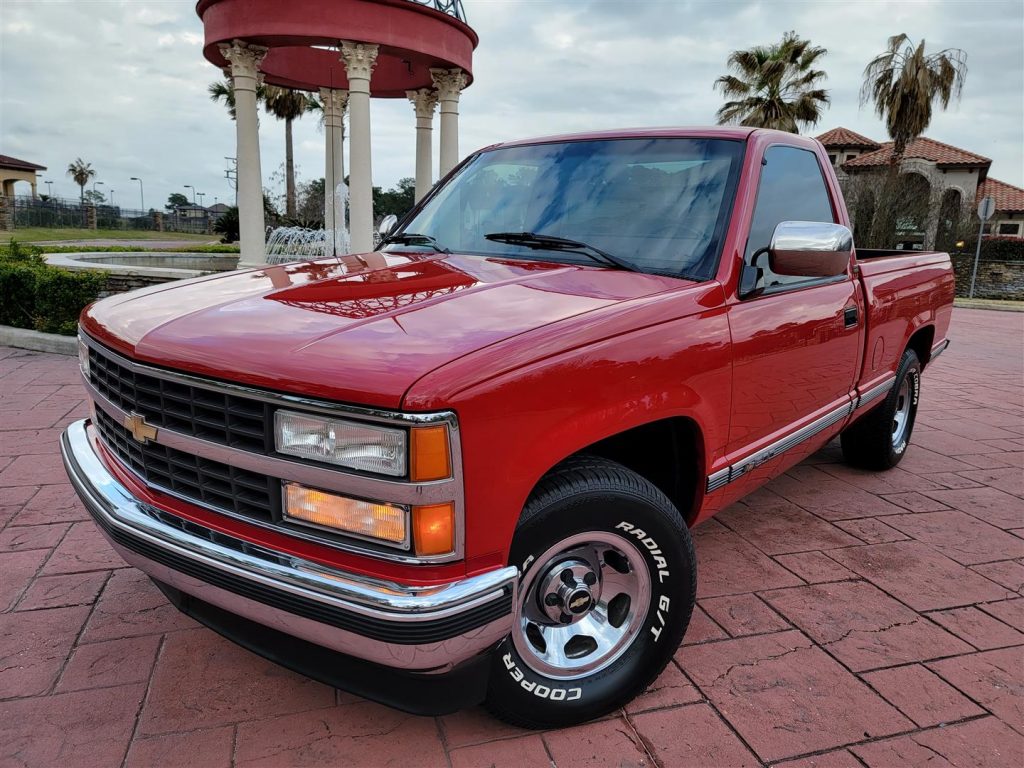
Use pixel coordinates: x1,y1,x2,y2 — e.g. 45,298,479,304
208,79,239,120
714,31,830,133
860,34,967,164
262,86,314,217
66,158,96,203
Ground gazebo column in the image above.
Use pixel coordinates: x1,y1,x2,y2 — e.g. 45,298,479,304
340,41,378,254
220,40,268,266
407,89,437,202
319,88,348,240
431,68,467,177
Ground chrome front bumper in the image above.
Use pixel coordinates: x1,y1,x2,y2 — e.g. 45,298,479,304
61,419,517,673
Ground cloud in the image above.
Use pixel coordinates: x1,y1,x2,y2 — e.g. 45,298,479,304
0,0,1020,214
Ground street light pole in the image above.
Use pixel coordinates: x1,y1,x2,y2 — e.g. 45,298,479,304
110,189,115,207
197,192,206,207
130,177,144,211
184,185,195,204
93,181,104,201
44,180,53,198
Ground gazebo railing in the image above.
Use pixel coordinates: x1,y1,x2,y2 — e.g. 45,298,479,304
405,0,467,23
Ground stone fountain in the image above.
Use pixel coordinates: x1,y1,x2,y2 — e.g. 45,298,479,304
266,182,351,265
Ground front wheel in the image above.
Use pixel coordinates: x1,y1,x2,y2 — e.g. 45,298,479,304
841,348,922,470
485,456,696,729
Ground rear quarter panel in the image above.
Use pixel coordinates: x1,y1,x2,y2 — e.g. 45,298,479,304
856,252,955,387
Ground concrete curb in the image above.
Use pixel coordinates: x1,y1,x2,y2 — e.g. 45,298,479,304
954,298,1024,312
0,325,77,355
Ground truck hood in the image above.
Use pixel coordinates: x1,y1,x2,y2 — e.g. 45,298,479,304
83,251,683,408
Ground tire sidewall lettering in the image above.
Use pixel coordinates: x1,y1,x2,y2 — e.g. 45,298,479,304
894,365,921,456
909,367,921,406
502,652,581,701
502,519,678,700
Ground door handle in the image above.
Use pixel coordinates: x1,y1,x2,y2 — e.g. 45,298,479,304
843,306,859,327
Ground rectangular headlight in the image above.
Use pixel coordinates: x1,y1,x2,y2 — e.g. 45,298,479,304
284,483,408,546
275,410,406,476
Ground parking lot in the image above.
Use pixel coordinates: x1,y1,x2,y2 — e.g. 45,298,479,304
1,307,1021,767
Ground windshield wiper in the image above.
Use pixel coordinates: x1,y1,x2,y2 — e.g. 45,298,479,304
381,232,450,253
484,232,640,272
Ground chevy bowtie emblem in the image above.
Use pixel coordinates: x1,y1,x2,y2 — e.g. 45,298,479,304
123,413,158,444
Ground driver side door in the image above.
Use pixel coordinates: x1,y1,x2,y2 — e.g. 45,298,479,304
725,144,864,479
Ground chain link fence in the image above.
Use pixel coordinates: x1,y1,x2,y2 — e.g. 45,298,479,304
9,195,218,234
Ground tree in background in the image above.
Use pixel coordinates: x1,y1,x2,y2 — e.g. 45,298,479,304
165,192,189,211
207,79,248,120
373,178,416,220
861,34,967,164
714,31,830,133
83,189,106,205
66,158,96,203
213,206,240,243
263,86,316,218
296,178,326,225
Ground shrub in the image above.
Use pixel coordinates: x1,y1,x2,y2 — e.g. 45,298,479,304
214,206,240,243
954,237,1024,262
36,244,240,254
1,239,46,266
0,264,40,327
0,239,108,336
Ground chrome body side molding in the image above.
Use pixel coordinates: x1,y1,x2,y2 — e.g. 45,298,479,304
705,398,856,494
854,376,896,411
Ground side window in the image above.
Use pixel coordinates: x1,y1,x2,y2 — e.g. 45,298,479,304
745,146,837,290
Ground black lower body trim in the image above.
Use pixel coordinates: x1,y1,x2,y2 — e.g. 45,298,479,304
153,580,492,716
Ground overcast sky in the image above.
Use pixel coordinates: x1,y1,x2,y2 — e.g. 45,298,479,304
1,0,1021,211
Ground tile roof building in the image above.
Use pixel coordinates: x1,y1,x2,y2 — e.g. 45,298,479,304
0,154,47,199
817,128,1024,243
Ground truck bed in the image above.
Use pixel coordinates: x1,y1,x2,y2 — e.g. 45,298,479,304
856,249,952,278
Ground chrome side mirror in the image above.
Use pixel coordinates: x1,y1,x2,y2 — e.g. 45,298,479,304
378,214,398,237
769,221,853,278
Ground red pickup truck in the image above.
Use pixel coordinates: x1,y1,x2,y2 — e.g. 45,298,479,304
62,127,954,728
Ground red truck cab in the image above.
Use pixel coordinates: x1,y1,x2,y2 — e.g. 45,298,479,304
63,127,954,727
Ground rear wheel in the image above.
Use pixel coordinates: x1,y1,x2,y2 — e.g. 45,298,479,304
485,456,695,729
841,348,922,470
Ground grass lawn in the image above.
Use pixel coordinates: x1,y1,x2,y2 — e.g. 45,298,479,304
0,228,217,243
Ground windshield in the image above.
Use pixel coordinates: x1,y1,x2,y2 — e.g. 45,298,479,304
389,137,745,280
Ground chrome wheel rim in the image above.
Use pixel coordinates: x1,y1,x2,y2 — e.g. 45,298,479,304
513,531,651,680
892,377,912,446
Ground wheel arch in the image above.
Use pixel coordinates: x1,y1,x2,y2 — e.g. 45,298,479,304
536,416,706,527
906,324,936,367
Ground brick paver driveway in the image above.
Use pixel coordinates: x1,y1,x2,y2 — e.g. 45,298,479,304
2,307,1022,768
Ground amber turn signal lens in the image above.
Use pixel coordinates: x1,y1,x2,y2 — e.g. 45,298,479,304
412,502,455,556
410,425,451,482
284,484,407,545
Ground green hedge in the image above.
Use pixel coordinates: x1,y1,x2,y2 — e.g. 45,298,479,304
0,241,108,336
37,244,241,254
953,237,1024,262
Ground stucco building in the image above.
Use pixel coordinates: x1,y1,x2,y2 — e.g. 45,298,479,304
0,154,46,199
817,127,1024,247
